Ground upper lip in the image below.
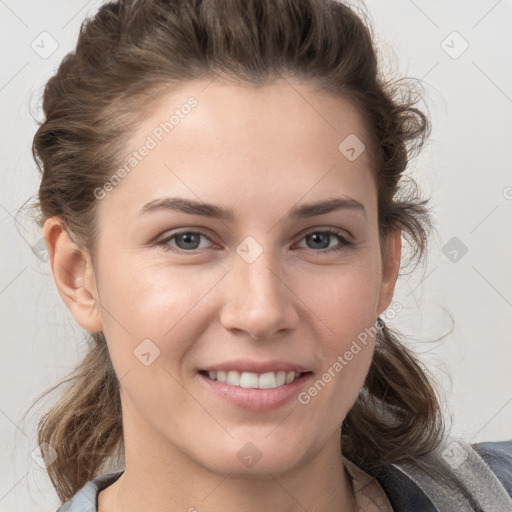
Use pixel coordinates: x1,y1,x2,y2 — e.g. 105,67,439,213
201,359,312,374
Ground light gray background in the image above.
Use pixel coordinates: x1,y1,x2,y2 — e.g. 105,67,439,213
1,0,511,510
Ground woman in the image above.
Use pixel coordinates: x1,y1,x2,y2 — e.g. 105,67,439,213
31,0,512,510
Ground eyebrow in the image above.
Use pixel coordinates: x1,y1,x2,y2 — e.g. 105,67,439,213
140,196,367,221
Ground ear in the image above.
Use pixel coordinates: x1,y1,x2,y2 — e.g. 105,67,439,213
376,228,402,316
43,216,103,332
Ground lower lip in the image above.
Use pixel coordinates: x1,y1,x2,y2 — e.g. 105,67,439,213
198,372,313,411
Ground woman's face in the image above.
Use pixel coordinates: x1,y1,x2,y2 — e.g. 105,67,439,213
59,77,400,476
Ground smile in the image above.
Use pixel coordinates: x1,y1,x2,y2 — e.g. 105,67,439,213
198,370,314,411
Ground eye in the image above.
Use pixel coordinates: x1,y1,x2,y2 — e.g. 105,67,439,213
156,230,215,253
155,228,352,254
296,229,352,253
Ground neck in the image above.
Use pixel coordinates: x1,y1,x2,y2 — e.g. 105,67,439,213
99,401,358,512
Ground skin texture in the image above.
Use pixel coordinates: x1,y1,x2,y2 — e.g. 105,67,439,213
44,77,401,512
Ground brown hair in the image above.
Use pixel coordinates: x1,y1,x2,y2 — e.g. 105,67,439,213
30,0,445,503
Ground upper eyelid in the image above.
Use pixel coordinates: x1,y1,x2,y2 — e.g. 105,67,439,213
301,226,352,240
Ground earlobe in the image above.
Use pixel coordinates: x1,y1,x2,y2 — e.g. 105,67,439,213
377,229,402,316
43,216,103,332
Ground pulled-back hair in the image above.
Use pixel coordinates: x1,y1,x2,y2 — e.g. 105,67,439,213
30,0,445,503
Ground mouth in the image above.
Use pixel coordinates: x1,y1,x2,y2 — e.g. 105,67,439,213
198,369,312,389
198,369,314,411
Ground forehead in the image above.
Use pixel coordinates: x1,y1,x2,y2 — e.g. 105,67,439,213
97,77,376,223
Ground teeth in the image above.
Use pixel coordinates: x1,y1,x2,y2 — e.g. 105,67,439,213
206,370,302,389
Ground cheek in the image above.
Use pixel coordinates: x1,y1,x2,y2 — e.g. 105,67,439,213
293,261,380,411
296,291,377,431
97,262,206,429
295,255,382,337
100,248,382,359
99,255,218,333
96,256,231,390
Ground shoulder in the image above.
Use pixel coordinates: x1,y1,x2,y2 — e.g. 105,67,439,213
361,438,512,511
55,471,124,512
472,439,512,498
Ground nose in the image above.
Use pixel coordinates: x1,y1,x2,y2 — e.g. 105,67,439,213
219,250,299,340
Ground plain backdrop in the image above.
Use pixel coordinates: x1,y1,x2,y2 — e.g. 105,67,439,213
1,0,511,510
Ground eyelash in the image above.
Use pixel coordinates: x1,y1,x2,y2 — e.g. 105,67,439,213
155,228,352,255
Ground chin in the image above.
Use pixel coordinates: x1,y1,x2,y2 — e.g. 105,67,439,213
193,436,313,478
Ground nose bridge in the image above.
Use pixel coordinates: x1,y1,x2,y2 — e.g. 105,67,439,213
220,245,296,338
